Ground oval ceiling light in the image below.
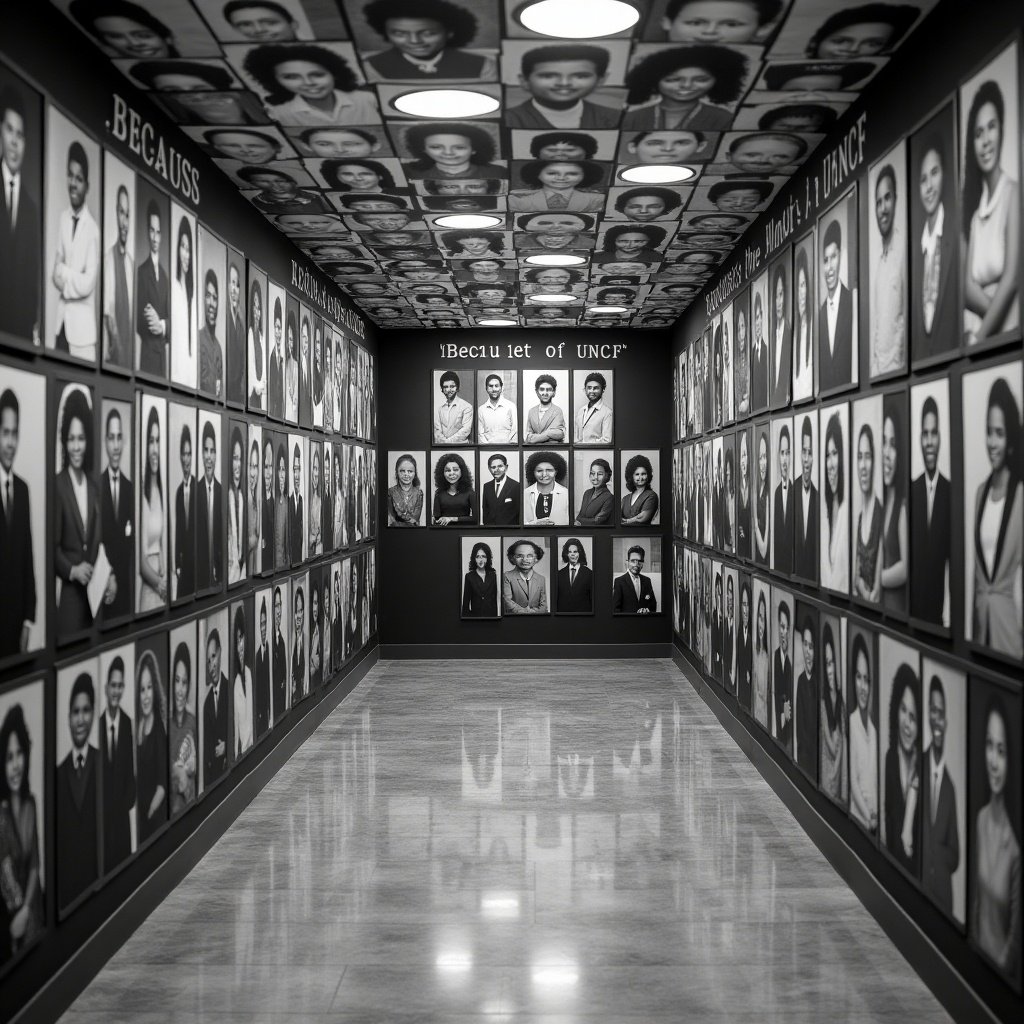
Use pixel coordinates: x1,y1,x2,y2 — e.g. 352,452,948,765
476,318,518,326
517,0,640,38
393,89,499,118
588,305,628,314
433,213,503,229
529,293,576,304
619,164,696,184
524,253,587,267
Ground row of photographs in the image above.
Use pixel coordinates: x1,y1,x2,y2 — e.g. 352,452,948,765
0,360,377,668
388,448,660,529
0,62,377,439
0,547,377,976
671,354,1024,665
460,534,662,617
675,40,1022,436
672,543,1022,992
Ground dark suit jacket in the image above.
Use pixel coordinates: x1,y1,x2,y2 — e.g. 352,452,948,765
751,340,768,411
272,631,287,722
54,468,101,637
914,220,957,362
921,756,959,914
613,572,657,614
99,708,136,870
481,477,521,526
174,477,196,598
795,670,817,778
462,568,498,617
56,747,98,908
771,323,792,408
0,473,36,657
817,285,853,393
884,746,921,876
736,629,752,709
773,483,793,574
268,350,283,419
299,363,312,427
226,309,245,405
910,472,950,625
0,179,40,340
196,477,223,592
724,621,734,691
136,255,169,377
254,643,271,738
100,469,134,621
773,650,793,752
202,676,230,783
556,564,593,613
793,481,819,581
261,491,275,572
289,494,304,565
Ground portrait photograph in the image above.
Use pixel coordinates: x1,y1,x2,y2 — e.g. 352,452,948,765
460,535,501,620
500,535,551,616
521,368,568,445
611,535,661,616
266,279,287,421
817,185,859,396
342,556,363,660
702,438,713,546
920,655,967,926
270,577,291,724
307,439,323,558
101,152,135,374
819,399,850,595
711,435,724,548
199,604,231,795
297,304,312,429
847,620,879,838
287,432,307,565
851,394,883,609
135,392,168,617
750,575,772,733
251,588,272,742
224,248,246,410
475,368,518,444
197,224,226,402
770,415,794,575
909,102,960,368
431,367,475,446
133,177,170,382
700,555,712,675
385,449,426,527
225,420,248,587
572,368,614,446
166,203,198,392
770,584,795,757
818,610,847,809
791,599,818,781
310,317,324,430
331,441,345,549
309,566,324,692
168,618,198,818
672,541,683,637
687,176,781,216
230,596,255,758
520,449,568,528
751,59,884,102
791,228,815,402
721,302,736,426
721,564,738,694
478,448,520,529
0,672,46,972
909,377,952,632
961,356,1023,663
133,630,169,849
0,63,43,353
748,268,769,414
196,409,224,595
247,423,263,577
193,0,342,43
167,402,196,605
734,424,752,561
283,294,299,425
735,572,753,712
752,418,771,568
967,671,1022,990
621,449,660,528
768,246,792,409
426,448,475,528
43,105,100,365
711,560,724,685
97,395,134,630
0,363,46,665
568,449,613,529
880,389,910,618
959,41,1020,350
792,409,819,584
553,535,595,616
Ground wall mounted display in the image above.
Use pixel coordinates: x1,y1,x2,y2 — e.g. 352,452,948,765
476,368,519,445
290,571,309,706
522,368,569,445
430,448,477,527
770,415,793,574
431,367,474,446
733,286,750,419
287,431,307,564
133,177,170,382
270,576,290,725
199,604,231,793
819,400,849,594
768,246,792,409
750,575,771,732
880,389,909,618
735,425,751,560
225,419,248,585
167,619,198,819
134,630,169,847
168,203,197,392
101,152,135,375
818,610,846,809
851,393,883,608
848,621,878,838
196,408,224,594
792,598,818,782
572,368,614,445
478,448,520,528
386,449,425,527
612,535,661,616
501,535,551,615
749,268,769,413
620,448,661,527
792,407,818,583
522,448,570,527
752,418,770,568
460,535,501,620
136,391,168,615
816,185,858,396
97,395,134,629
554,535,595,616
770,583,794,756
97,642,136,876
573,449,615,528
791,229,815,402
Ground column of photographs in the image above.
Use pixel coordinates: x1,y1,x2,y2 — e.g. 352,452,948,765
0,75,378,978
394,367,663,617
671,38,1022,993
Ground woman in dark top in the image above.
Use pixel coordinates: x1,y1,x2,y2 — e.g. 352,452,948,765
135,650,168,844
754,430,770,567
854,423,883,604
883,662,921,876
575,458,614,526
723,445,735,552
432,452,477,526
621,453,659,526
736,580,753,710
880,410,908,614
462,542,498,618
711,573,723,679
736,431,751,558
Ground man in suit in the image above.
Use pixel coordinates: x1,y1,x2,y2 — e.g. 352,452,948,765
773,423,794,574
100,407,134,622
481,453,521,527
915,135,957,361
268,297,283,419
226,260,245,406
795,614,818,777
556,539,593,613
202,626,229,784
289,442,304,565
52,140,100,362
750,293,768,412
254,596,271,739
502,540,548,614
0,387,37,657
0,87,41,343
524,373,566,444
272,585,287,722
332,570,344,668
817,217,854,392
136,198,169,377
723,575,735,692
102,183,133,369
922,674,960,915
196,420,223,592
56,672,98,908
322,446,333,551
793,414,819,581
613,544,658,614
261,438,275,573
198,268,223,400
574,371,613,444
910,396,951,627
99,656,135,872
174,425,196,600
771,266,791,407
299,318,312,426
345,560,362,657
773,599,794,753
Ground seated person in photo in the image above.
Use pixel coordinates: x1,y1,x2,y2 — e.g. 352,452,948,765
509,160,606,213
502,539,548,614
613,544,658,614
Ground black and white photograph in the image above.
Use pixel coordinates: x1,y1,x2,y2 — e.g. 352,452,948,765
819,400,850,595
768,247,792,409
611,535,661,616
168,402,196,604
620,449,660,528
818,610,847,809
169,203,197,391
817,186,858,395
98,396,134,629
750,575,771,733
962,357,1023,663
851,394,883,608
251,588,272,741
748,268,769,413
793,599,818,781
430,449,477,527
297,305,312,428
721,432,736,555
136,392,168,616
197,224,226,402
331,440,344,549
711,435,724,548
309,566,324,691
44,105,100,365
500,535,551,616
199,605,231,794
867,140,908,380
246,423,262,576
267,279,287,420
287,432,307,565
431,367,474,446
225,419,248,586
752,418,770,568
721,563,738,694
460,535,501,620
880,389,909,618
770,416,793,575
101,152,135,374
307,438,322,558
522,368,568,445
770,584,794,756
230,597,254,757
700,555,712,675
735,425,752,560
792,409,818,583
476,368,518,444
555,535,595,616
196,409,224,595
133,630,169,847
572,368,614,446
270,577,291,724
522,449,570,528
847,621,878,837
385,449,426,527
711,560,723,684
193,0,342,42
247,262,268,413
225,249,246,409
168,619,198,818
57,0,222,58
735,572,753,713
342,556,361,660
573,449,614,528
733,286,750,419
767,0,930,58
792,229,815,402
133,177,170,381
478,449,520,528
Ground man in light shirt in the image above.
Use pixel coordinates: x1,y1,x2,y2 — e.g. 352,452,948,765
870,163,906,376
102,184,133,368
433,369,473,444
477,373,517,443
524,373,566,444
574,371,612,444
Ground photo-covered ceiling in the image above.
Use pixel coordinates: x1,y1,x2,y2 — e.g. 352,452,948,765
53,0,938,330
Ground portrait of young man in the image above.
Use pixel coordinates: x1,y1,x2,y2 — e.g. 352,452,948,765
98,646,136,874
201,612,231,792
271,579,290,724
479,450,521,527
792,412,819,583
771,417,794,575
748,272,769,414
432,368,474,445
612,539,659,615
99,400,134,626
477,370,518,444
817,189,858,394
253,589,272,740
523,370,568,444
198,227,226,401
134,182,170,379
169,405,196,603
573,368,614,445
772,589,794,757
196,413,224,594
793,603,819,781
225,252,245,406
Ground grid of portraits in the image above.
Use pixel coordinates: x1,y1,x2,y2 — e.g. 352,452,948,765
671,36,1024,994
46,0,941,331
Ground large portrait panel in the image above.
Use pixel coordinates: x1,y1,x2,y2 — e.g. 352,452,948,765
816,185,858,396
100,151,135,374
460,535,502,620
611,535,661,616
135,391,168,616
168,618,198,818
97,393,134,630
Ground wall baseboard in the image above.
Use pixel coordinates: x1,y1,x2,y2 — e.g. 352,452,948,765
380,643,673,659
15,647,380,1024
670,649,996,1024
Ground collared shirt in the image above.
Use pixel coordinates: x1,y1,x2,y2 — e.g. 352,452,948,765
72,743,89,771
434,395,473,442
920,203,945,332
492,476,505,500
530,98,583,128
206,478,215,536
631,572,641,600
71,469,89,529
925,469,938,525
871,225,906,375
774,321,787,387
269,89,380,127
929,746,945,820
103,709,121,754
826,289,840,351
478,396,517,443
801,480,811,538
2,162,20,231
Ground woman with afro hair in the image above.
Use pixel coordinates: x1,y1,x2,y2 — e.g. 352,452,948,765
621,453,660,525
401,122,506,180
432,452,477,526
524,450,570,527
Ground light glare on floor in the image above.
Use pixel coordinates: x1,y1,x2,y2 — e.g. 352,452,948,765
518,0,640,37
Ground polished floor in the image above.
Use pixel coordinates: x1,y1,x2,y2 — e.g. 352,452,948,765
60,660,951,1023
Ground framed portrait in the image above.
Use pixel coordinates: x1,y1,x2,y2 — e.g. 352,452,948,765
770,584,795,756
768,246,793,409
431,367,475,446
100,151,135,375
429,448,477,528
270,576,290,723
196,409,224,595
43,104,101,366
710,560,724,684
500,535,552,616
851,394,883,609
289,571,310,704
332,331,345,434
133,176,170,383
196,224,226,402
135,392,167,618
286,432,306,565
244,423,265,578
224,247,246,409
818,610,847,809
734,425,752,561
701,438,713,546
167,202,197,392
266,278,287,421
569,447,614,531
770,416,794,575
554,536,595,616
460,535,502,620
792,599,819,782
193,0,344,44
751,418,771,568
330,440,345,549
198,605,231,794
672,541,683,637
284,293,299,425
735,571,753,711
521,368,568,445
750,575,772,732
476,448,519,529
699,555,712,675
297,304,312,429
167,618,198,818
711,436,724,548
167,402,196,605
611,535,661,616
721,563,738,694
475,368,519,444
310,317,324,430
880,389,910,619
224,419,248,587
572,368,614,446
721,302,736,426
306,438,323,559
620,449,661,528
251,587,272,741
847,620,879,840
792,229,815,403
96,392,134,631
341,556,362,658
133,629,169,848
819,399,850,595
308,566,323,692
228,596,254,759
733,286,751,419
816,185,859,396
791,409,819,584
749,268,770,414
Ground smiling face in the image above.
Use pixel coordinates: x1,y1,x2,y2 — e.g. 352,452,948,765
66,415,86,473
664,1,761,42
874,173,895,238
537,163,585,190
919,147,942,217
882,416,897,488
423,133,474,168
973,100,1002,175
622,194,667,221
757,433,767,484
513,543,537,571
629,129,701,163
632,464,649,489
94,14,171,57
525,213,587,235
384,16,449,59
274,59,334,101
823,240,840,294
443,460,461,486
855,649,870,711
229,4,297,40
334,164,382,190
715,187,762,212
985,708,1007,797
986,402,1008,472
731,137,801,174
534,460,556,487
857,430,872,495
105,666,124,714
66,157,87,211
898,683,917,754
522,60,604,105
69,690,93,749
659,65,716,103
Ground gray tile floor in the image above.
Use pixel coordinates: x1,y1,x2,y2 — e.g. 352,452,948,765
59,659,952,1022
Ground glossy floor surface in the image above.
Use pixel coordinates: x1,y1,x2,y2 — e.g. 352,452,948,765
60,660,951,1023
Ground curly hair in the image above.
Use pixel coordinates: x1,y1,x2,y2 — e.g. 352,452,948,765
624,453,654,491
625,45,748,106
403,122,496,166
601,223,667,251
523,267,583,285
529,131,599,159
963,80,1005,234
533,373,558,391
597,287,636,303
525,449,568,484
136,649,167,734
243,44,360,104
467,541,493,571
561,538,589,565
364,0,479,48
886,661,920,758
807,4,918,58
613,186,684,215
60,387,93,474
506,539,544,564
519,43,611,77
0,704,32,801
440,230,504,252
585,371,608,391
434,452,473,492
517,159,605,190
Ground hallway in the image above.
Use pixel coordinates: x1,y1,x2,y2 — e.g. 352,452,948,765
59,660,951,1023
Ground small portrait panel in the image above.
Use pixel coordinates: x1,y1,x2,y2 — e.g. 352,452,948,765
97,397,134,629
621,449,660,528
909,377,952,631
818,610,847,808
461,535,502,619
615,127,716,169
311,317,325,429
572,368,614,445
702,437,714,545
501,535,551,615
752,58,883,99
270,576,291,722
847,621,879,837
962,357,1023,662
307,438,323,557
819,400,850,594
719,304,735,425
431,367,475,445
297,304,312,427
879,390,909,617
284,294,300,423
792,599,819,781
719,563,738,693
385,449,426,527
735,571,753,710
611,534,662,616
168,619,198,817
521,368,568,445
672,541,683,637
769,0,927,59
430,448,477,527
770,585,795,756
770,415,794,574
851,394,883,607
55,656,99,913
44,106,101,364
266,279,287,420
192,0,330,42
309,566,324,690
476,368,519,444
791,228,815,402
909,102,959,367
751,418,771,568
246,263,268,413
251,587,273,738
168,203,198,391
56,0,222,58
133,631,169,846
710,435,724,547
341,555,363,659
710,560,724,683
732,286,751,418
0,64,43,352
573,449,615,528
286,432,306,564
224,249,246,408
0,365,46,664
512,128,618,162
816,185,859,395
197,225,226,401
522,449,570,528
478,449,520,528
748,268,770,414
643,0,787,44
699,555,713,674
687,176,781,215
152,88,270,125
792,409,819,583
709,128,815,178
199,605,231,793
225,420,248,586
720,432,736,555
167,402,196,604
229,596,255,758
133,178,170,381
101,153,135,373
730,97,847,132
0,673,46,967
750,576,772,732
959,41,1020,350
116,56,243,93
768,247,792,409
135,393,168,617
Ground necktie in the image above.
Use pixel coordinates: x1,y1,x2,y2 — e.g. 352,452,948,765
112,473,119,516
76,753,84,773
633,575,641,600
72,214,79,238
932,768,939,822
208,483,214,569
110,722,116,760
184,482,189,530
570,567,576,586
548,192,569,209
114,249,129,351
4,479,11,526
8,178,14,233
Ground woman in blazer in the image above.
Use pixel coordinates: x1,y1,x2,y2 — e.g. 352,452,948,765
883,662,921,875
575,457,613,526
621,453,659,526
462,542,498,618
524,451,569,527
